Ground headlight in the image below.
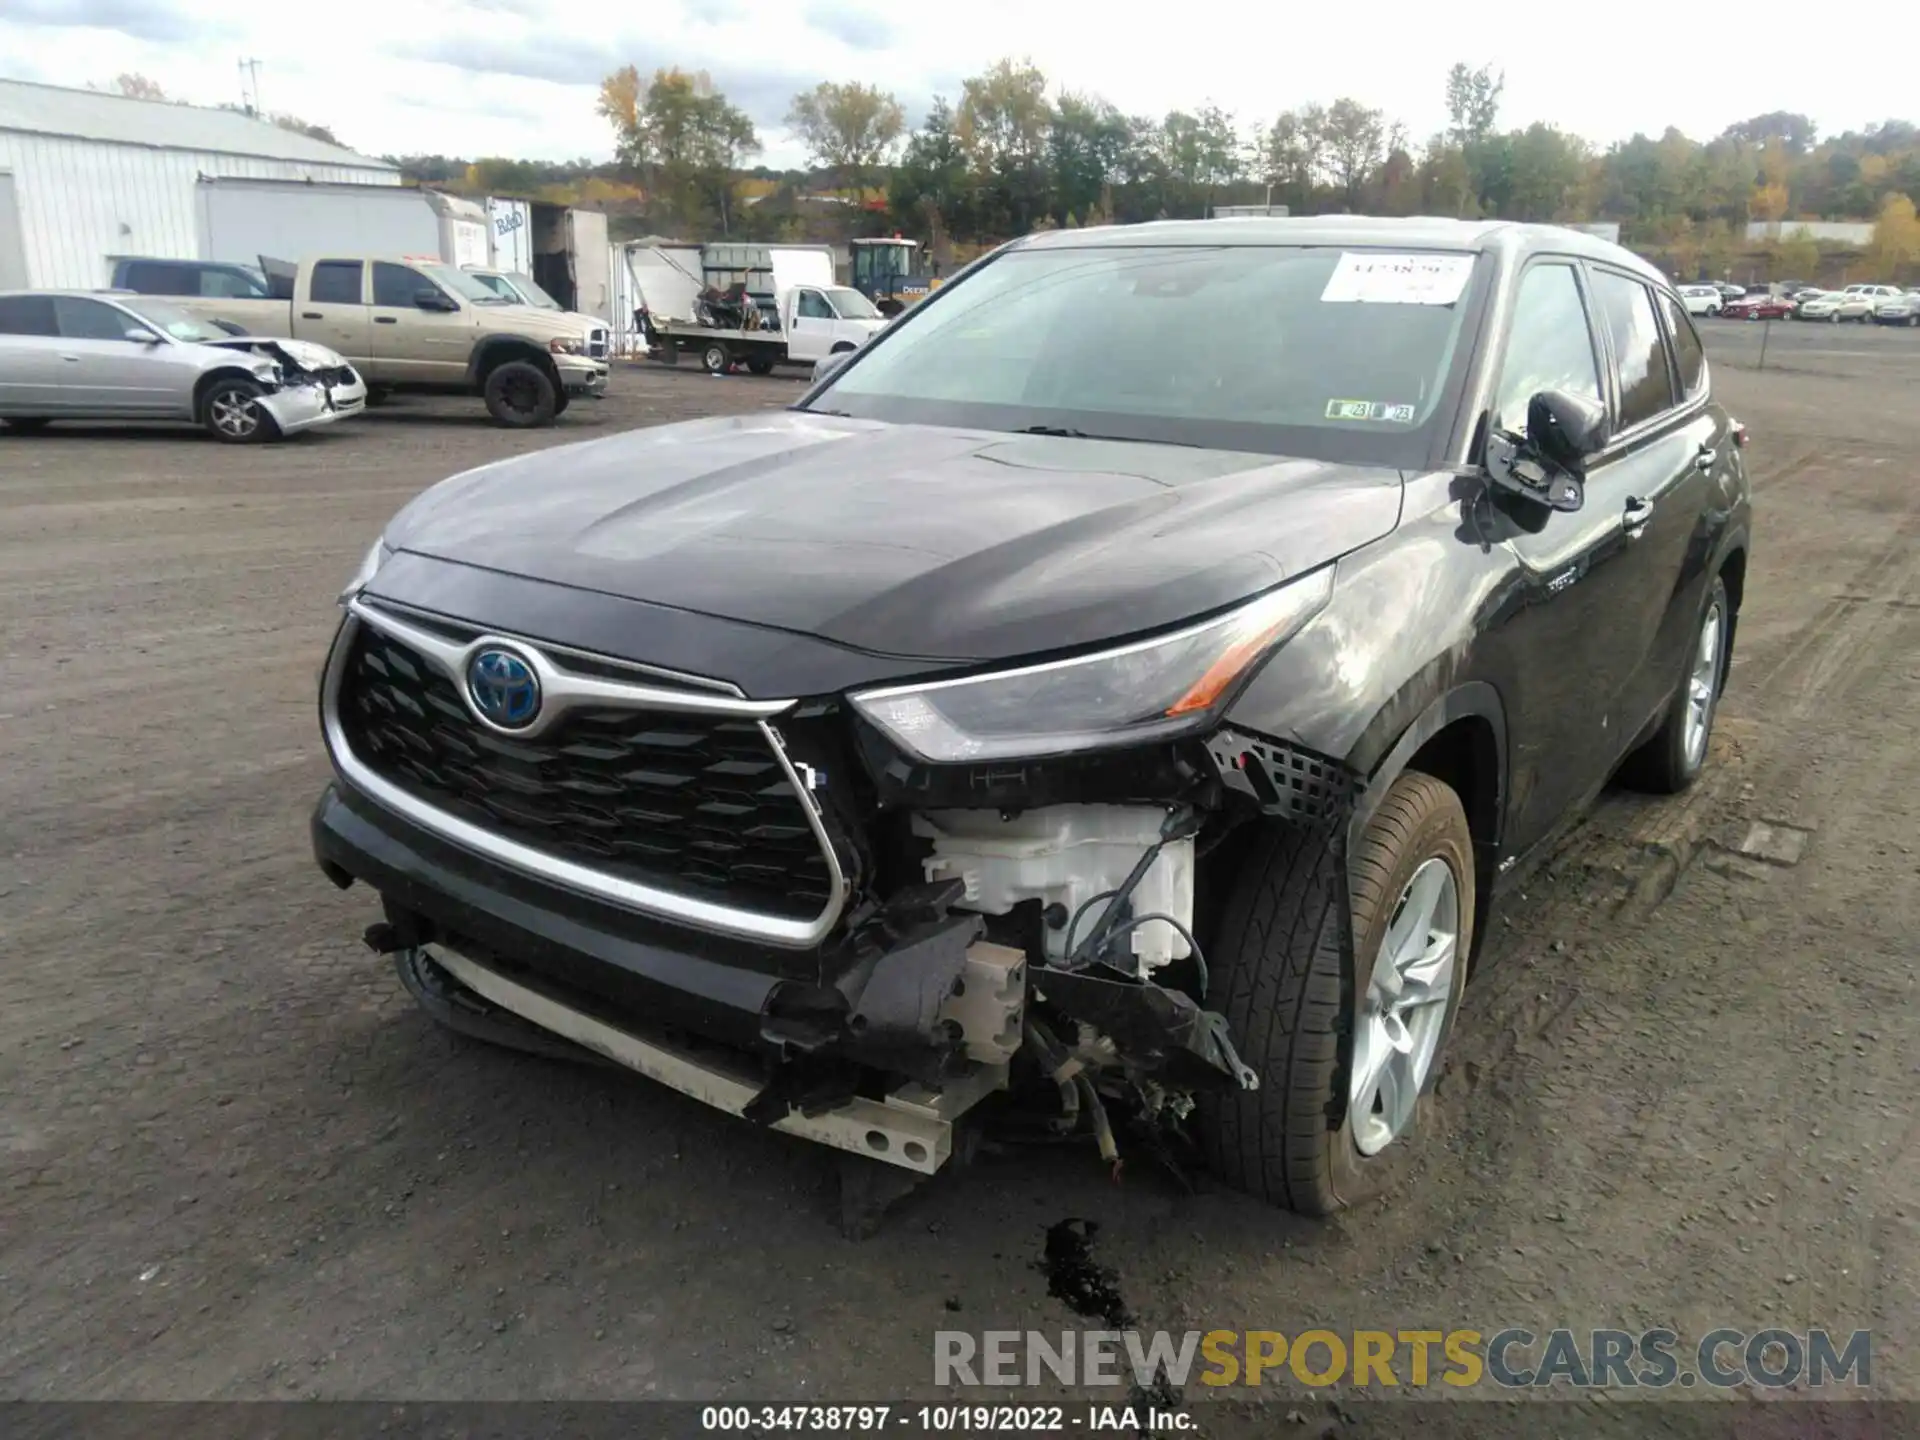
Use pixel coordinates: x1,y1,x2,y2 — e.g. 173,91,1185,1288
340,538,392,603
549,337,586,355
850,567,1335,763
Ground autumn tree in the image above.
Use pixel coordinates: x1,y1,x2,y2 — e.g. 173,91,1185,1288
110,73,167,100
956,59,1053,233
786,81,905,200
598,66,759,233
1868,192,1920,276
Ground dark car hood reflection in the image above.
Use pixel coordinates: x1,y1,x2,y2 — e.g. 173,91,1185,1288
386,411,1406,662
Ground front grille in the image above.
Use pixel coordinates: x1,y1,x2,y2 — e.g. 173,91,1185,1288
588,329,609,359
336,626,834,920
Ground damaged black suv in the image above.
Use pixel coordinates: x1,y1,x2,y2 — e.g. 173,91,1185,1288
313,217,1751,1216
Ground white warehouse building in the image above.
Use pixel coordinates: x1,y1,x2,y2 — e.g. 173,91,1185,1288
0,78,400,289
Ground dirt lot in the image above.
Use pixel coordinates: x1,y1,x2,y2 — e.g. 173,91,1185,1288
2,327,1916,1419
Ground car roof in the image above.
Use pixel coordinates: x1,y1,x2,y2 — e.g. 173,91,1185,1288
1009,215,1672,287
0,288,143,300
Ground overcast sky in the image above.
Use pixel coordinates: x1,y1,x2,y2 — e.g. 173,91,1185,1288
2,0,1916,168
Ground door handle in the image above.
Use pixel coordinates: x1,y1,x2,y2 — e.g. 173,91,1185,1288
374,316,398,324
1623,497,1655,539
301,311,322,320
1694,444,1717,471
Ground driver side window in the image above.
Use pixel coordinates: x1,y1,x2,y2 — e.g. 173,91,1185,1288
796,290,834,320
1490,263,1603,438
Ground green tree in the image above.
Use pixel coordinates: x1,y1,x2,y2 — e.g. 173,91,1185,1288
786,81,905,200
1048,93,1132,225
890,98,972,248
1322,98,1388,210
1444,62,1503,147
955,59,1053,234
1263,105,1326,213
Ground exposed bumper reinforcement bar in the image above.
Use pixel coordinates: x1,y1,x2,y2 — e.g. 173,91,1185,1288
429,946,1006,1175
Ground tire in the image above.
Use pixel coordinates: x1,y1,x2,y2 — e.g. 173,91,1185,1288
201,377,278,444
1618,575,1731,794
1829,312,1840,323
1198,772,1474,1215
701,342,731,374
362,386,393,408
483,360,557,428
553,390,572,417
746,357,774,376
2,417,51,434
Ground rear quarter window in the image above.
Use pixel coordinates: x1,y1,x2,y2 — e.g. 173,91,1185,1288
1657,292,1707,399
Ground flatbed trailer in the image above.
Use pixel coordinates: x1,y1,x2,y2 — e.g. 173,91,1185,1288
641,279,887,376
649,320,797,375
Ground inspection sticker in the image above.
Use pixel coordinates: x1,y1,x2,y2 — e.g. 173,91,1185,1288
1321,252,1474,305
1325,399,1418,423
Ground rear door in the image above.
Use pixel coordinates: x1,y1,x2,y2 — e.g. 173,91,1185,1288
368,261,472,384
0,294,62,413
299,260,372,364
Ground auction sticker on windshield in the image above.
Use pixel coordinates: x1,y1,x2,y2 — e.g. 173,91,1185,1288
1321,252,1474,306
1325,399,1417,423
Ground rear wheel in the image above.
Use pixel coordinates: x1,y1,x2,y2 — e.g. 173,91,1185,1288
746,357,775,375
1619,575,1730,794
1198,772,1474,1214
483,360,557,428
2,417,51,434
201,377,278,444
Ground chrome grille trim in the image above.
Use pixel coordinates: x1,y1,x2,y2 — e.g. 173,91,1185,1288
322,604,849,948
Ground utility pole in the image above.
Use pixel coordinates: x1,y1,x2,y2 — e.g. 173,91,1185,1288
238,58,262,117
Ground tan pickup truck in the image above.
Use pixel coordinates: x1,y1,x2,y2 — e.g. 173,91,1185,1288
109,254,608,427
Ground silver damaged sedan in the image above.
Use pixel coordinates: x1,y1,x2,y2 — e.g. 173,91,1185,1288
0,290,366,442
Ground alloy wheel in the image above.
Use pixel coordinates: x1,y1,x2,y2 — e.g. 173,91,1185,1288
1350,857,1459,1157
1683,598,1724,770
209,390,260,438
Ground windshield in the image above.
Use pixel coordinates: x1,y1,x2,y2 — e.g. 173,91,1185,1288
121,298,225,344
855,244,914,281
825,286,880,320
506,272,562,309
421,264,511,304
811,244,1480,464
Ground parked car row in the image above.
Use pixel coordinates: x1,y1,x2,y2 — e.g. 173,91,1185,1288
1675,280,1920,326
0,253,618,443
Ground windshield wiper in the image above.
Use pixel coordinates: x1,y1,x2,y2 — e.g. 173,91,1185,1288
1012,424,1198,447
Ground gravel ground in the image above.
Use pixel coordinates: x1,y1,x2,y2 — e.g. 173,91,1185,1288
2,334,1916,1421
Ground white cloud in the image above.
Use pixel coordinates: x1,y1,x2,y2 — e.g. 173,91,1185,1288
0,0,1913,168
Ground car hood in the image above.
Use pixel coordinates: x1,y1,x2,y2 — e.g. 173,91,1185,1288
383,412,1405,663
206,336,345,369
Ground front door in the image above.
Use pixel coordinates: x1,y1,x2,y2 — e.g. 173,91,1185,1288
1481,259,1675,855
50,296,180,414
785,287,837,363
368,261,473,385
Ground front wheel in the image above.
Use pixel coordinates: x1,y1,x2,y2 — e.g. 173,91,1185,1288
701,342,731,375
202,377,279,444
483,360,557,428
1198,771,1474,1215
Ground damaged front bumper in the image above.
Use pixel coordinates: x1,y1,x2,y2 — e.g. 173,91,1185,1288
312,716,1358,1176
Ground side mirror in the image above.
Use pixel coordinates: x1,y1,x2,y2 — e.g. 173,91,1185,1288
1485,389,1610,514
123,327,161,345
414,288,455,312
811,350,854,386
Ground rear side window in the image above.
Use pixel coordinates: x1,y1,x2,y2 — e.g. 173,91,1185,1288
1657,292,1707,398
1591,270,1677,430
123,262,194,296
309,261,363,305
0,295,58,335
1489,262,1603,437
